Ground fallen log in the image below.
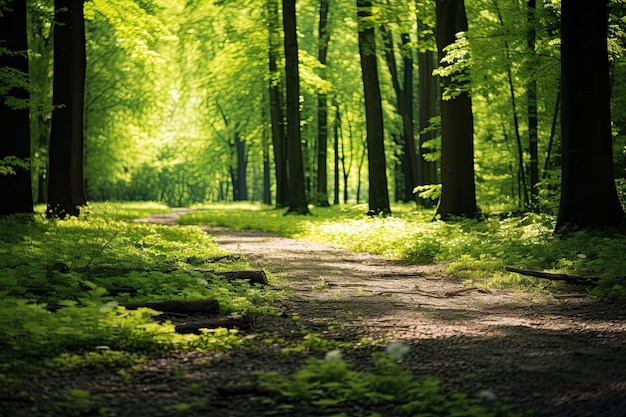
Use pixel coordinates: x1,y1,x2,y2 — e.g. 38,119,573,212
174,315,250,334
122,299,220,314
193,269,269,285
505,266,600,286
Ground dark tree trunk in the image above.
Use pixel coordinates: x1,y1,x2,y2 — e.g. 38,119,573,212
267,0,288,208
357,0,390,215
234,131,247,201
282,0,310,215
316,0,331,207
262,121,271,205
47,0,87,218
435,0,477,219
333,99,342,205
556,0,623,230
417,21,439,192
0,0,34,215
400,32,418,202
527,0,539,210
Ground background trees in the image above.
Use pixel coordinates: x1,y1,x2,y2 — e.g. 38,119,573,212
2,0,624,225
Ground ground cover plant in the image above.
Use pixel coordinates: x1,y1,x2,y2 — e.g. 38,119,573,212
0,202,281,400
181,202,626,299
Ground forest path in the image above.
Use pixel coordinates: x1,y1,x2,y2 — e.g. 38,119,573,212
144,209,626,417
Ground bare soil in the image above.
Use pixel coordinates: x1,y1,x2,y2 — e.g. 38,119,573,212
4,210,626,417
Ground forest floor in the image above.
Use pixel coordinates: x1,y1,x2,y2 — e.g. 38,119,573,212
11,209,626,417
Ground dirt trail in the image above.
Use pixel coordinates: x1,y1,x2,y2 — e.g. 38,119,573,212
197,218,626,417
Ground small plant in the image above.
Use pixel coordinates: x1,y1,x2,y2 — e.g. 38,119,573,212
256,343,524,416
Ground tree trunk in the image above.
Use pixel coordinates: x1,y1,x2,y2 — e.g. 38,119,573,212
357,0,390,215
527,0,539,210
400,32,418,203
267,0,288,208
0,0,34,215
435,0,477,219
556,0,623,230
333,99,340,205
282,0,310,215
234,131,247,201
316,0,331,207
417,20,439,196
47,0,87,218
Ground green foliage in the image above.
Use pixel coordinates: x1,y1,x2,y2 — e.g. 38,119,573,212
0,202,281,384
181,203,626,297
257,349,523,416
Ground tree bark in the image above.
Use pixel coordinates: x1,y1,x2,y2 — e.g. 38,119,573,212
556,0,624,230
417,20,439,195
267,0,288,208
47,0,87,218
527,0,539,210
0,0,34,215
282,0,310,215
357,0,390,215
435,0,477,219
315,0,331,207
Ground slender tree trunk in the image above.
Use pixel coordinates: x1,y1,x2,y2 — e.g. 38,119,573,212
262,112,272,205
435,0,476,219
357,0,390,215
556,0,623,230
417,21,439,194
47,0,87,218
316,0,331,207
527,0,539,210
0,0,34,215
282,0,310,215
233,131,247,201
267,0,288,208
400,32,418,202
333,99,340,205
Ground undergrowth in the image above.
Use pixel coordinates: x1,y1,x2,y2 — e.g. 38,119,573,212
182,202,626,299
0,202,281,385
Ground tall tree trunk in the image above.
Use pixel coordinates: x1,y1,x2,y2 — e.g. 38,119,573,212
417,20,439,196
357,0,390,215
400,32,418,202
262,110,272,205
316,0,331,207
0,0,34,215
267,0,288,208
435,0,477,219
229,132,248,202
333,99,340,205
282,0,310,215
527,0,539,210
556,0,623,230
47,0,87,218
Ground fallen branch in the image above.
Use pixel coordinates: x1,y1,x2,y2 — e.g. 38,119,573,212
122,299,220,314
194,269,269,285
174,315,250,334
505,266,600,286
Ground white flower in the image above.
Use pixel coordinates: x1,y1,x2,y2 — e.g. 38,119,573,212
577,253,587,259
385,342,410,360
324,349,343,362
476,389,498,402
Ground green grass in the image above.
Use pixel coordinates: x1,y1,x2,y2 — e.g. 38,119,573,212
181,202,626,298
